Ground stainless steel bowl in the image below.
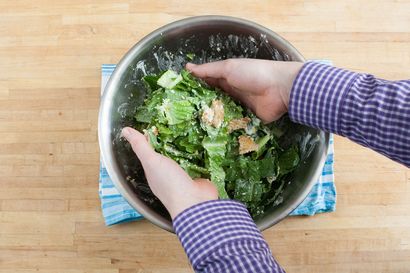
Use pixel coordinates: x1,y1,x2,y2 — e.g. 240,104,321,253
99,15,329,232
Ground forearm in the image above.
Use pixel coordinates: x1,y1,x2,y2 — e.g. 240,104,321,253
173,200,285,273
289,62,410,167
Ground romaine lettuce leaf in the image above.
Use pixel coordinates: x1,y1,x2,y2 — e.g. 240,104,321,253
159,99,195,125
278,145,300,176
135,106,153,123
143,74,161,92
145,127,160,150
157,70,183,89
179,159,209,179
203,136,229,198
222,95,243,122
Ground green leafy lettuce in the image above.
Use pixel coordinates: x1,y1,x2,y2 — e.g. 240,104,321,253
134,69,300,217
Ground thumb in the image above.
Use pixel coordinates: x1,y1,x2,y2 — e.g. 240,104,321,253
121,127,156,162
186,61,229,79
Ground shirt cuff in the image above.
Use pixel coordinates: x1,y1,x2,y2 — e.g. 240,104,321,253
173,199,267,269
289,61,359,135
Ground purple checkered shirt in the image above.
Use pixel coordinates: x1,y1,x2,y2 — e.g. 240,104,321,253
173,62,410,272
290,62,409,167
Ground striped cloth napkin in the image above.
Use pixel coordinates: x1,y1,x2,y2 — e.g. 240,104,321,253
99,61,336,226
99,64,143,225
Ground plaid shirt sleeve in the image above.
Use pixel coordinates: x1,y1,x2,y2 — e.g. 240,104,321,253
173,200,285,273
289,61,410,167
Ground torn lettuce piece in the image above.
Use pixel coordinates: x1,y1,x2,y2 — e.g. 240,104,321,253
179,159,209,179
258,155,277,180
209,161,228,199
157,70,183,89
159,99,195,125
253,134,271,159
145,88,166,115
175,125,203,153
222,95,243,122
143,74,161,92
135,106,153,123
164,88,190,101
163,143,200,161
180,69,201,89
203,136,228,198
278,145,300,176
144,126,160,150
186,53,195,60
234,179,266,204
202,136,227,164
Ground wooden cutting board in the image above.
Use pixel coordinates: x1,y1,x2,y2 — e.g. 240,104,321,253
0,1,409,272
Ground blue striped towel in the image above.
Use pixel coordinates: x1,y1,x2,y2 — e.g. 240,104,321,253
99,61,336,226
99,64,143,225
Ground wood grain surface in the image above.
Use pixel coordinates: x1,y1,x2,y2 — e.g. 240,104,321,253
0,1,409,272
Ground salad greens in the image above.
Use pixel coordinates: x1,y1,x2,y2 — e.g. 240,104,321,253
134,69,300,217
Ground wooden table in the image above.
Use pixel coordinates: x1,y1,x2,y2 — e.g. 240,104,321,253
0,1,409,272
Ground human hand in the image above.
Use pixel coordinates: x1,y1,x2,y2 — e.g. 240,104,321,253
121,127,218,220
186,59,303,123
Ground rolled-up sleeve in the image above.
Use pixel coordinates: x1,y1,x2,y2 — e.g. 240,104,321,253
173,200,285,273
289,61,410,167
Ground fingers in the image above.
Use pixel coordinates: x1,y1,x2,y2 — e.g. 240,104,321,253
193,178,212,183
202,77,234,94
121,127,156,162
202,77,219,88
186,60,231,79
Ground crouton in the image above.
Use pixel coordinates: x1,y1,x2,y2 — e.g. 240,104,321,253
201,107,214,125
238,135,259,154
228,117,251,133
211,100,224,128
201,99,224,128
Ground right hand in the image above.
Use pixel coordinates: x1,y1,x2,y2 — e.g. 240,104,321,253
186,59,303,123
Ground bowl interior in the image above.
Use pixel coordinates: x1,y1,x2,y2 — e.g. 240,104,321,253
100,16,329,232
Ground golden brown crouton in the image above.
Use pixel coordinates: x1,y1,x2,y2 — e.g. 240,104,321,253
211,100,224,128
228,117,251,133
201,107,214,125
238,135,259,154
201,99,225,128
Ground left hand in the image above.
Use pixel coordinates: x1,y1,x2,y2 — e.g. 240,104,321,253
121,127,218,219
